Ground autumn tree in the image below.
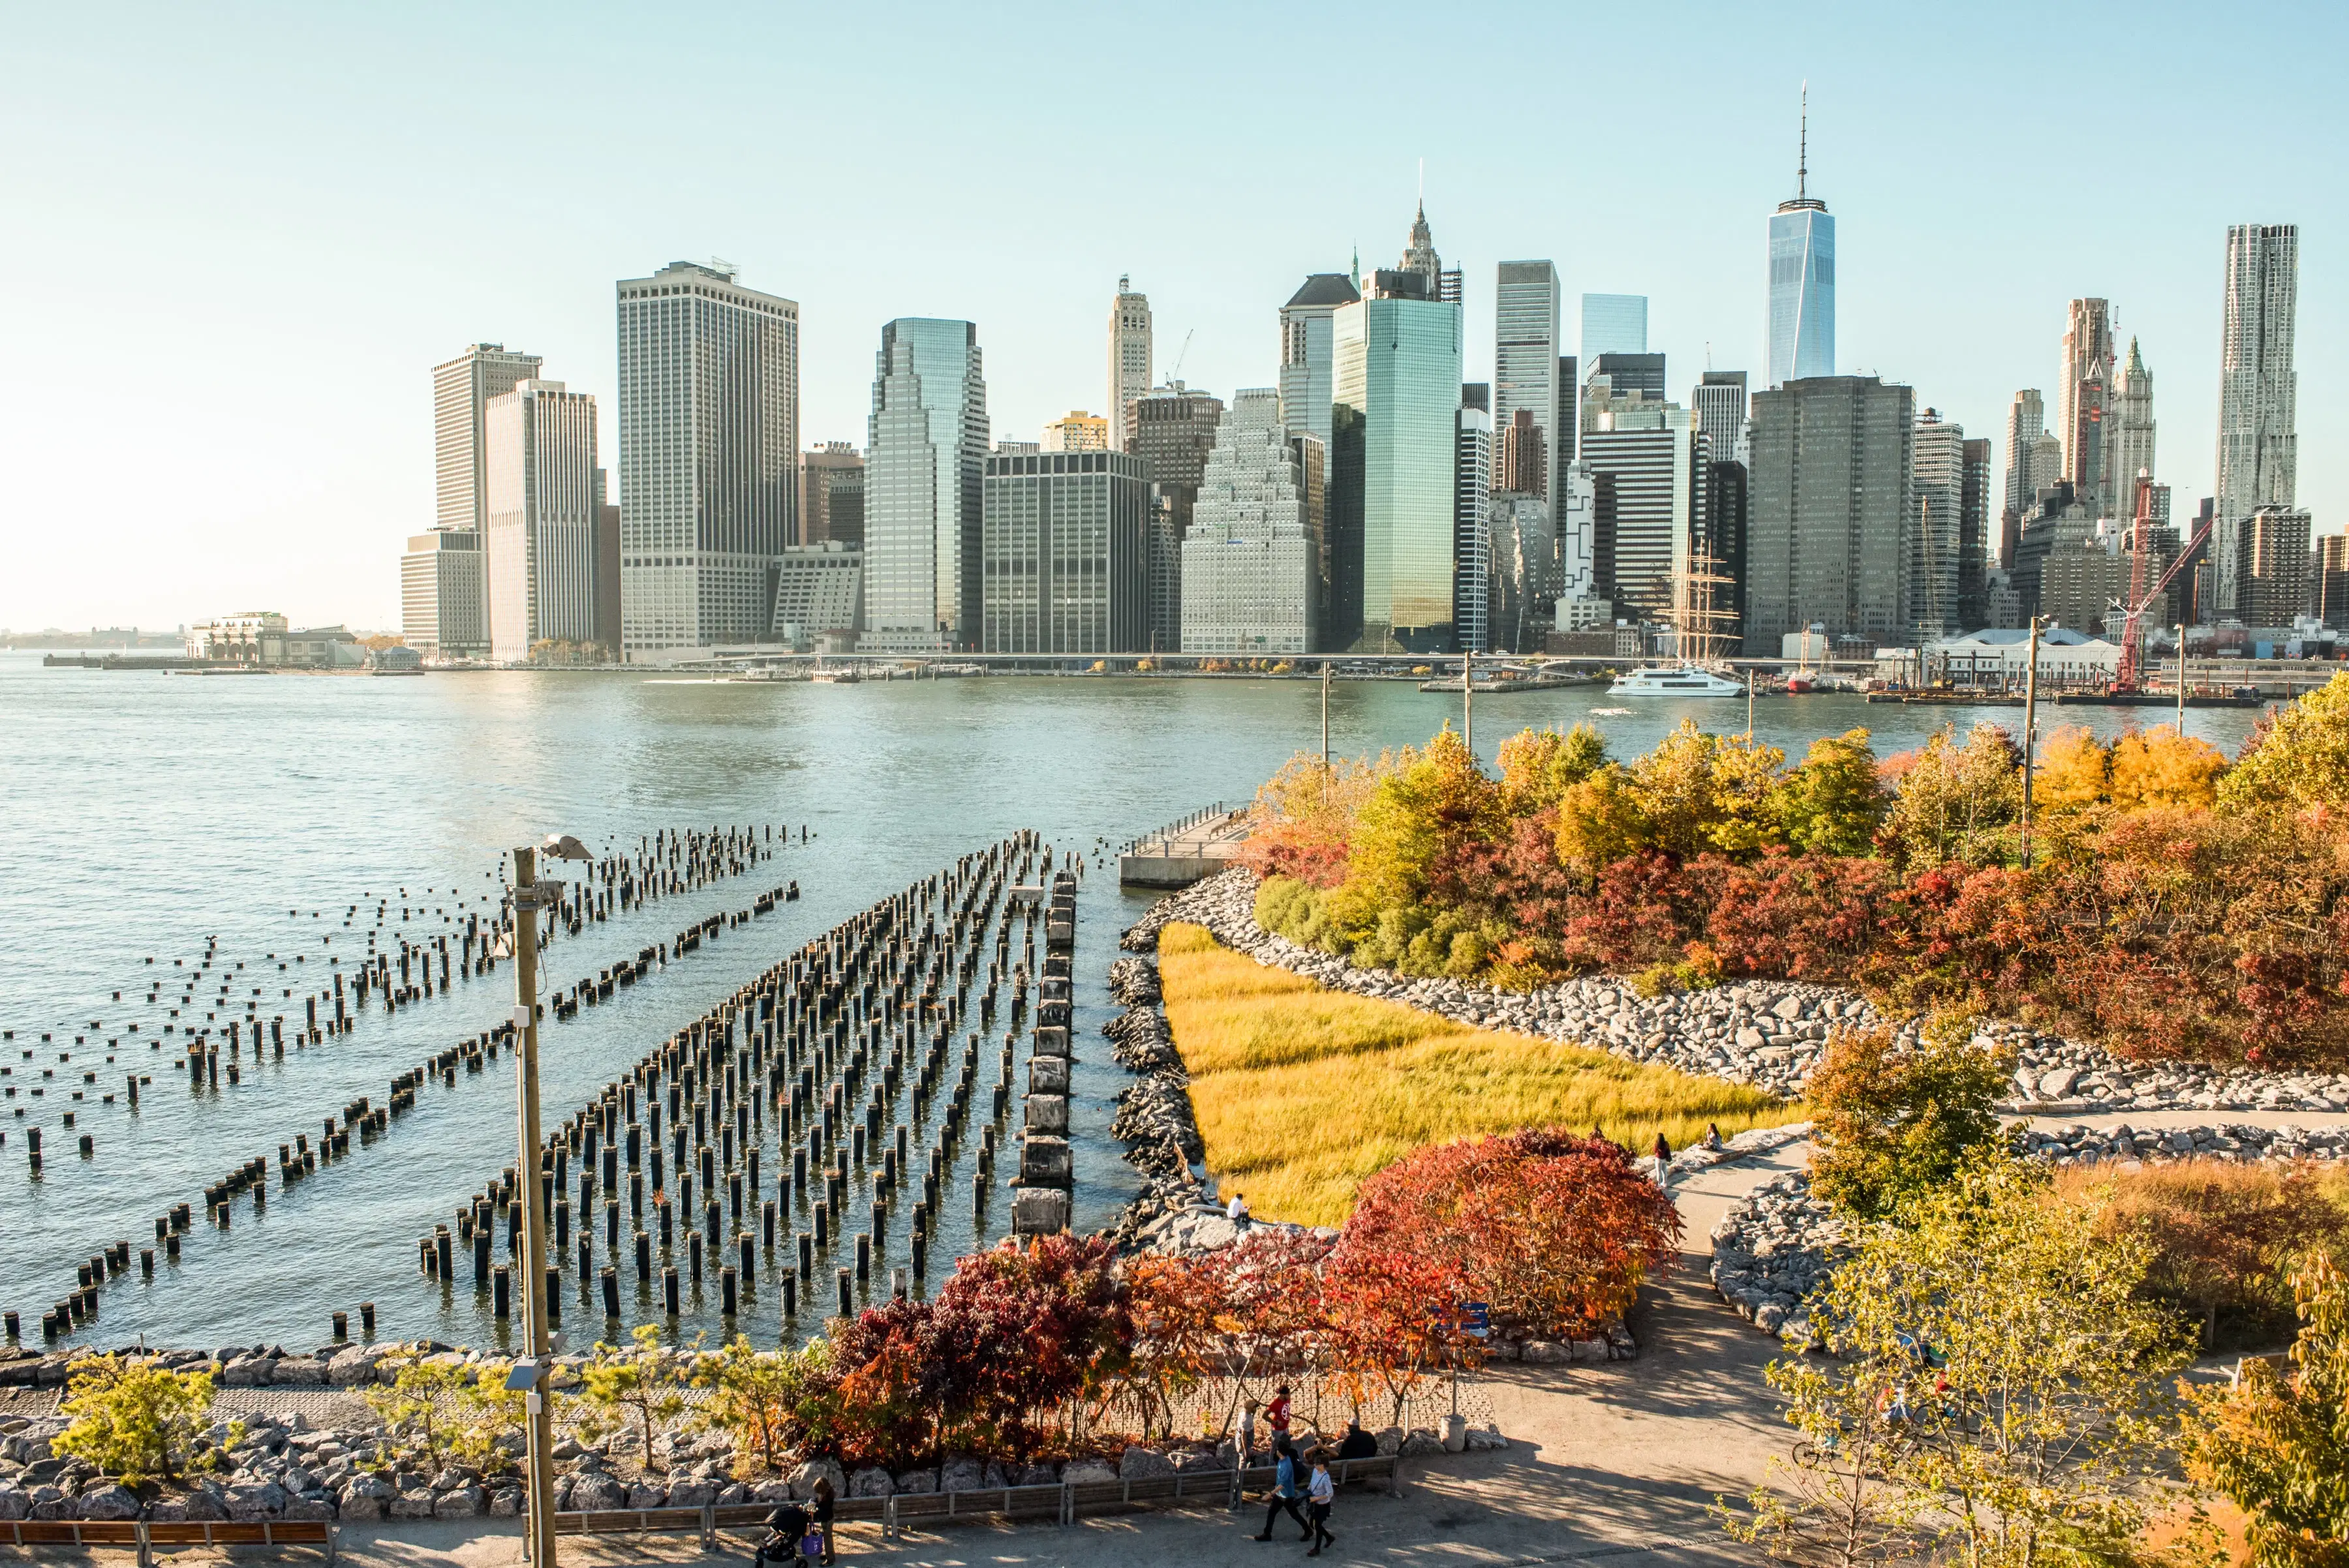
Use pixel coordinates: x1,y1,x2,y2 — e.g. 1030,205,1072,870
1882,724,2023,871
1768,730,1890,857
1495,724,1610,814
577,1325,692,1471
1791,1155,2189,1567
2108,725,2226,810
1321,1243,1479,1426
2181,1248,2349,1567
53,1356,220,1487
1346,1128,1679,1338
1120,1252,1230,1441
696,1336,834,1477
2221,671,2349,816
1806,1015,2012,1222
1715,1351,1926,1566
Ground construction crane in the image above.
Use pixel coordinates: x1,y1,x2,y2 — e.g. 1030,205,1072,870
2108,472,2213,694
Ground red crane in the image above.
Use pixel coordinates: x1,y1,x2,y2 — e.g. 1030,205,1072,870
2108,475,2213,694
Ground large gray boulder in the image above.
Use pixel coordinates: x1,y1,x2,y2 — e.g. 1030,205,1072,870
891,1468,938,1494
938,1456,985,1494
570,1475,628,1511
1117,1447,1174,1480
848,1467,893,1498
1061,1459,1117,1485
80,1485,142,1521
787,1458,845,1501
225,1481,289,1520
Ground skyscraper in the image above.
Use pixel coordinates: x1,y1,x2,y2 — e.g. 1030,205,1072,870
434,343,542,536
801,442,865,548
1454,404,1493,651
1182,390,1316,654
400,528,487,659
1746,375,1916,652
1693,371,1749,466
2057,298,2115,517
1959,437,1992,630
1107,277,1152,452
2243,506,2312,627
1494,261,1561,512
1128,382,1225,651
1496,409,1547,497
614,260,799,658
1765,91,1834,388
863,318,989,651
1278,274,1359,449
2106,337,2157,522
1591,353,1666,403
2001,390,2048,530
1909,408,1965,640
2215,223,2299,617
979,450,1146,653
484,380,600,664
1580,294,1648,361
1330,223,1466,652
1579,371,1702,621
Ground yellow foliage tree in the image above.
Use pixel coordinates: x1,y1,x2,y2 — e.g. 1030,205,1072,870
2108,725,2227,810
2033,726,2111,813
1494,724,1610,815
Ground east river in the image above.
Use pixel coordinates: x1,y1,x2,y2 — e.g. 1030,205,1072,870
0,652,2269,1349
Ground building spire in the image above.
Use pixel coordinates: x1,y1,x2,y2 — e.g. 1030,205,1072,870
1797,82,1808,201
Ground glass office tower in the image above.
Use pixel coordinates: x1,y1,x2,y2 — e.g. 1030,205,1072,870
864,318,989,651
1332,292,1465,652
1767,200,1835,388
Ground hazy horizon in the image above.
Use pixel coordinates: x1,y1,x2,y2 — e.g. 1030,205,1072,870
5,0,2342,632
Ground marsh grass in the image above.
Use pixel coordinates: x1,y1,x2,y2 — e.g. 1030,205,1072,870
1158,922,1808,1226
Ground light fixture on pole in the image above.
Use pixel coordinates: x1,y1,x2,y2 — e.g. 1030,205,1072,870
509,831,592,1567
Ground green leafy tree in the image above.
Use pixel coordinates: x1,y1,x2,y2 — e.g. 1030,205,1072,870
577,1325,691,1472
2222,672,2349,816
1495,724,1610,814
2181,1249,2349,1567
1766,1156,2189,1567
1807,1015,2012,1222
695,1336,835,1477
1715,1352,1926,1566
1770,730,1890,856
1884,724,2023,871
1323,728,1501,953
365,1354,528,1472
52,1355,219,1486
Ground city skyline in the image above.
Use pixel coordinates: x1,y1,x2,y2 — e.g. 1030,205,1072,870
3,1,2344,630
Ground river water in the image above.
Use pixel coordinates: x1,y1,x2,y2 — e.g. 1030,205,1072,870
0,652,2268,1352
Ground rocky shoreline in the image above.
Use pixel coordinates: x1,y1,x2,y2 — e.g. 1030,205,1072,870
1124,869,2349,1116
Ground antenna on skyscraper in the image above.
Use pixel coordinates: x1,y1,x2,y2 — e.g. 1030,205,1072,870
1797,82,1809,200
1418,157,1424,201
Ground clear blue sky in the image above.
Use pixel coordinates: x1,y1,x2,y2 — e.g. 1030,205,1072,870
4,0,2341,632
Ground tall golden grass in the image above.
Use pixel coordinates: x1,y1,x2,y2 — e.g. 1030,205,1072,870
1158,921,1808,1226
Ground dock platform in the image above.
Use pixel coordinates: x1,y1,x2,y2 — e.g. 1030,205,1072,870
1118,805,1251,889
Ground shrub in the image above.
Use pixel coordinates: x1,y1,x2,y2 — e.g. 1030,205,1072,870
1881,723,2023,872
1805,1015,2011,1222
2181,1248,2349,1567
366,1353,534,1474
696,1335,834,1477
52,1356,219,1486
2221,669,2349,816
1768,729,1890,856
576,1325,691,1471
2058,1160,2349,1351
1343,1127,1681,1336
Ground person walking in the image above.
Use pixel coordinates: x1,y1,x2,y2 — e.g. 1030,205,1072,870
1265,1385,1293,1444
1252,1438,1310,1542
1652,1131,1673,1191
1304,1452,1336,1557
811,1476,837,1565
1238,1398,1261,1469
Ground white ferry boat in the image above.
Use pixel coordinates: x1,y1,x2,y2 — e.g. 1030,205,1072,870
1609,664,1744,698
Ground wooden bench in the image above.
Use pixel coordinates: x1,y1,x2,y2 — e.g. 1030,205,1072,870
1,1518,336,1566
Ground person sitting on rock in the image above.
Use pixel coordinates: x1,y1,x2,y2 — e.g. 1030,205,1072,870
1227,1191,1250,1224
1702,1122,1725,1152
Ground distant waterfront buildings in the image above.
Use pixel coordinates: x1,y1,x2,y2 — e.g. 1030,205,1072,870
1766,97,1834,388
2215,223,2299,617
864,318,989,652
801,442,865,548
1578,366,1700,621
2108,338,2157,521
1494,261,1561,513
1693,371,1749,467
1043,412,1111,452
1182,389,1315,654
1580,294,1647,361
2059,298,2114,516
1909,408,1965,639
2001,390,2063,568
769,542,863,649
400,529,487,658
1278,273,1358,450
485,379,600,662
1454,400,1493,651
1746,375,1916,653
1108,277,1152,452
1330,213,1466,653
1590,352,1666,405
434,344,542,535
615,260,799,659
979,450,1147,653
1959,437,1993,629
1128,381,1225,652
2242,505,2311,627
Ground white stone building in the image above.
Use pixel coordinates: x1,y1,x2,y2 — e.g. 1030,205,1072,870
1181,390,1314,654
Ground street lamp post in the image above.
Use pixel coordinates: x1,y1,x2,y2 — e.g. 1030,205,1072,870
507,833,592,1567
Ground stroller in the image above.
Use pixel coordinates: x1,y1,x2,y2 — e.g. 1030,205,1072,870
752,1506,820,1567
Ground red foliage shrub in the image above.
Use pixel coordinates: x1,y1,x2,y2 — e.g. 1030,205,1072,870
1342,1128,1681,1337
